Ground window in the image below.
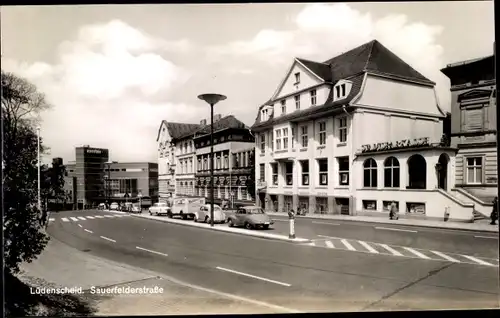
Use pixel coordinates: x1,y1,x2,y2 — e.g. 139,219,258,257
224,154,228,169
283,128,289,149
275,129,282,150
260,164,265,181
363,158,378,188
291,127,295,148
466,157,483,184
335,83,346,99
384,157,400,188
338,117,347,142
338,157,349,186
203,158,207,171
294,72,300,84
269,131,274,151
285,162,293,185
300,126,308,148
318,121,326,145
318,159,328,185
260,134,265,153
271,163,278,185
310,89,317,106
301,160,309,185
216,156,221,170
281,100,286,115
294,95,300,110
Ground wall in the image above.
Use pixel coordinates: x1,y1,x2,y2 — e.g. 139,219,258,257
274,61,323,100
356,75,442,117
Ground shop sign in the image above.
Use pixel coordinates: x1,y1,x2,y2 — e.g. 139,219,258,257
361,137,430,153
86,148,103,154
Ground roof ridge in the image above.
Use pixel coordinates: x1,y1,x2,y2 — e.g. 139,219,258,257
363,39,377,71
296,57,329,66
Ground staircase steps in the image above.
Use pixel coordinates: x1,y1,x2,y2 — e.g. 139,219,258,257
473,209,487,221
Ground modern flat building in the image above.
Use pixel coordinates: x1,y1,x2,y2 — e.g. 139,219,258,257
193,115,255,205
252,40,477,222
64,146,158,209
440,54,497,216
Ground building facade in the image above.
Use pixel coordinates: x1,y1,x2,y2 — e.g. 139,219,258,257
440,54,497,215
193,115,255,205
65,146,158,209
252,40,477,222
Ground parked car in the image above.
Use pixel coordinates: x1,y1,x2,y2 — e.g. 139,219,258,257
121,202,134,212
97,203,106,210
227,206,274,230
129,204,141,213
194,204,226,224
149,202,171,216
110,202,119,210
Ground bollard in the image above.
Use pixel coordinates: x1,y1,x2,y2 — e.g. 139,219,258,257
288,210,296,239
444,207,450,222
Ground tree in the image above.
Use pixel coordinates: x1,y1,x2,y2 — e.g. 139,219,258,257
2,70,52,275
41,160,67,211
246,151,256,201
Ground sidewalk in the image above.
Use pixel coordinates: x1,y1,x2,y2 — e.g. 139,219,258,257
15,237,296,315
103,210,311,243
265,212,499,233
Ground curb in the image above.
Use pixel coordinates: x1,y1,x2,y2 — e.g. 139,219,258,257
266,213,499,234
118,212,312,244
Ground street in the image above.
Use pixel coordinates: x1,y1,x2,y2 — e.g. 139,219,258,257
47,210,500,312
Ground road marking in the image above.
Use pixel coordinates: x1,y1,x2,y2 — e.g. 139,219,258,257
430,250,460,263
84,229,93,234
312,221,340,226
104,215,114,218
78,224,82,228
95,216,105,219
77,217,86,221
272,219,288,222
216,266,291,287
100,236,116,243
340,239,356,251
375,227,418,233
86,216,95,219
460,254,495,266
49,218,55,222
136,246,168,257
358,240,379,254
378,244,404,256
474,235,497,240
403,247,431,259
70,217,79,221
62,217,69,222
325,240,334,248
115,215,124,218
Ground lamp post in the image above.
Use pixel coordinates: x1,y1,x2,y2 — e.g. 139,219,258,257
198,93,227,227
105,161,112,209
36,126,42,215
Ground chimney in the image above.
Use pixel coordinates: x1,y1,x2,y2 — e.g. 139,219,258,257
214,114,222,122
200,119,207,126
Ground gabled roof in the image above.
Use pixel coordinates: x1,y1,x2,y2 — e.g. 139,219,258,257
296,58,332,82
156,120,201,142
194,115,249,138
252,39,436,129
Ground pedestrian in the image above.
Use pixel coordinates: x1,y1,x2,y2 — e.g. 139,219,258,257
389,201,399,220
490,197,498,225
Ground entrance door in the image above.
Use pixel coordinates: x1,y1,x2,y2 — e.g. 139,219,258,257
437,154,449,191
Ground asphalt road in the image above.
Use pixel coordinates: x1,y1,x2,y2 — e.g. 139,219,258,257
48,210,500,312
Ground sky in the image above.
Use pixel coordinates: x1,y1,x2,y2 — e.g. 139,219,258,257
1,2,495,163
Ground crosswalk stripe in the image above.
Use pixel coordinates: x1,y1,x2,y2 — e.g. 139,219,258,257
325,241,334,248
430,250,460,263
358,241,379,254
115,215,124,218
49,218,55,222
70,217,78,221
460,255,495,266
95,216,105,219
86,216,95,219
403,247,431,259
104,215,114,218
378,244,404,256
77,217,86,221
62,217,69,222
340,239,356,251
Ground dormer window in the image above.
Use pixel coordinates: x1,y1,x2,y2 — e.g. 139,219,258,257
281,100,286,115
294,72,300,84
261,105,274,122
310,89,317,106
333,80,352,101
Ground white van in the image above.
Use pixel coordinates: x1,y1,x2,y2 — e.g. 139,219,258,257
169,197,206,220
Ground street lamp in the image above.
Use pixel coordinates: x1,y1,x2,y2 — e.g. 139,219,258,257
36,126,42,220
198,93,227,227
105,161,112,209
